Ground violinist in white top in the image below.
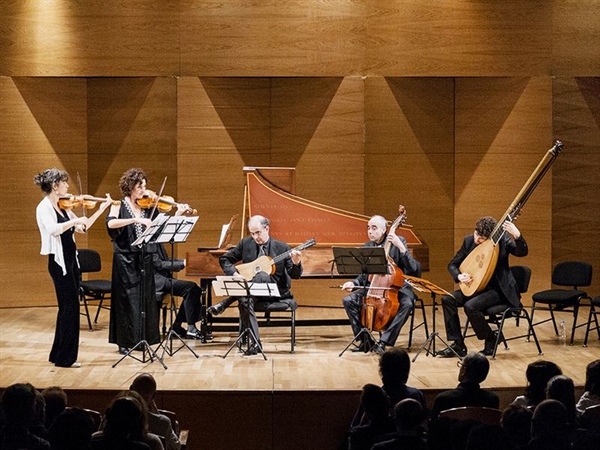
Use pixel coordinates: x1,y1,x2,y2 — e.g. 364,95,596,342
35,168,112,368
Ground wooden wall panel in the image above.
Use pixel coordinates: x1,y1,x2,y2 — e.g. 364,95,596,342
272,77,365,213
454,77,554,297
0,1,179,76
367,0,552,77
553,0,600,76
553,77,600,297
180,0,366,76
0,78,88,307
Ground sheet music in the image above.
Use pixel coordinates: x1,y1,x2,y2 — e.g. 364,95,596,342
218,223,229,248
153,215,199,244
131,213,170,246
212,276,280,298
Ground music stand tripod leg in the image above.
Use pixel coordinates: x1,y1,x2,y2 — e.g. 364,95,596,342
339,327,376,357
412,332,462,363
223,326,267,361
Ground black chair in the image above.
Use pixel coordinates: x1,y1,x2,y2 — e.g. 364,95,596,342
254,297,297,353
529,261,593,345
462,265,543,359
78,249,112,331
583,295,600,347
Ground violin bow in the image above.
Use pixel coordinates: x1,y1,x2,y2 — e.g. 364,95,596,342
76,172,86,218
149,176,168,220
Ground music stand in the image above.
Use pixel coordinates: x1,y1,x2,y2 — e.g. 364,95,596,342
214,277,280,361
155,215,201,361
332,246,389,357
113,214,170,369
405,275,460,361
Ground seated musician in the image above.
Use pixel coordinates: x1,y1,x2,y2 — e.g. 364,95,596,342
341,215,420,354
437,216,528,358
208,215,303,355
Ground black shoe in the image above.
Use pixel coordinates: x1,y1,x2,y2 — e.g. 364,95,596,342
244,344,261,356
351,340,372,353
437,342,467,358
171,324,186,337
186,330,204,340
118,346,129,355
207,303,225,316
373,341,387,355
480,331,503,356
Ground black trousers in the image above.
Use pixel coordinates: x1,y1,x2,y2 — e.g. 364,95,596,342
48,256,80,367
161,278,202,326
441,289,502,342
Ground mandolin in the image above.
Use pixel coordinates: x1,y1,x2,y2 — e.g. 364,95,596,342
236,238,316,281
459,140,563,296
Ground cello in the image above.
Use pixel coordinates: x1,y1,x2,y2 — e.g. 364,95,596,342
361,205,408,332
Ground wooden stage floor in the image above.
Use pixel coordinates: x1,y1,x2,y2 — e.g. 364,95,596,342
1,304,598,393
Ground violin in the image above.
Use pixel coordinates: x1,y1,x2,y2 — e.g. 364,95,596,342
136,190,197,215
59,194,120,210
362,205,408,332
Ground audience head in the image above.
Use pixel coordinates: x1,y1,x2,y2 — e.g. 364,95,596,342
360,383,391,421
531,399,569,440
48,407,94,450
42,386,68,430
379,347,411,386
523,360,562,406
546,374,576,424
393,398,427,433
459,352,490,384
584,359,600,396
130,373,158,404
501,403,532,447
33,389,46,429
1,382,37,426
103,394,145,440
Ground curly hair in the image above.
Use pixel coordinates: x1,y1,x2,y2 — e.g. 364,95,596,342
33,168,69,194
118,168,147,197
475,216,497,238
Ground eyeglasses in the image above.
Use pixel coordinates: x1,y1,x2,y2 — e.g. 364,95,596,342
456,359,463,368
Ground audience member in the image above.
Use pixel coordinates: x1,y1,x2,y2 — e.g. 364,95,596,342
0,382,51,450
91,396,151,450
431,352,500,418
48,407,94,450
512,360,562,409
347,384,395,450
31,389,49,441
576,359,600,415
41,386,68,431
546,375,577,429
372,398,428,450
130,373,181,450
524,399,571,450
465,423,514,450
500,403,532,448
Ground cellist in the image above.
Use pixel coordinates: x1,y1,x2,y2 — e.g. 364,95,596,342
341,214,421,354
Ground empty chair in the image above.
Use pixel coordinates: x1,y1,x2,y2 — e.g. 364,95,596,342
79,249,112,331
583,296,600,347
529,261,593,345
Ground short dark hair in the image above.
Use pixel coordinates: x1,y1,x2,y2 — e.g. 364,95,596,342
584,359,600,396
475,216,497,238
524,360,562,406
462,352,490,383
379,347,411,386
34,168,69,194
118,167,146,197
1,382,36,425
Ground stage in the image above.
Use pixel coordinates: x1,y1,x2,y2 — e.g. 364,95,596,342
0,305,597,449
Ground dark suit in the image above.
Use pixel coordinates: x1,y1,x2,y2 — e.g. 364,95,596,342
220,236,302,343
431,381,500,418
442,233,528,341
342,235,420,346
153,244,202,328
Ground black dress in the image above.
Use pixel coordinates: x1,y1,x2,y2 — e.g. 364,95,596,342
106,201,159,349
48,208,80,367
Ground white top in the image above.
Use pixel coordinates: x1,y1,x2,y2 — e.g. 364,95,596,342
36,196,81,275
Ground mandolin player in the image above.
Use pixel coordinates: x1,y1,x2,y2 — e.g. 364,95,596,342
437,216,528,358
207,215,303,355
